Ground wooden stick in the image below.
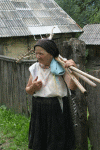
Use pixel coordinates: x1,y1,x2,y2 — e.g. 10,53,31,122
72,71,97,87
55,57,87,94
16,49,34,63
58,54,100,84
70,66,100,84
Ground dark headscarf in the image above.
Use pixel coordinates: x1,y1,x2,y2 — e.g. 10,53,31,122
34,38,59,58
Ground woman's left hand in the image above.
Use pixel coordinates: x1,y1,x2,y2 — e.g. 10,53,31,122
64,59,77,68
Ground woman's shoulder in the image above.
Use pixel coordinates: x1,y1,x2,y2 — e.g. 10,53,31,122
29,62,39,70
29,62,39,78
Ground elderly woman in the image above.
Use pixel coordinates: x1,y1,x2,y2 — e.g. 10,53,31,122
26,38,77,150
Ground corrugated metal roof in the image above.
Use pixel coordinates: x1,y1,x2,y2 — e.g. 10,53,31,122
0,0,83,37
79,24,100,45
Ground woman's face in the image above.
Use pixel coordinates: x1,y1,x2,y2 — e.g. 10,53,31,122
35,46,53,66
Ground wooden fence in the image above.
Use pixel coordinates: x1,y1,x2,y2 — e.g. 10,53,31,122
0,55,100,150
0,55,34,116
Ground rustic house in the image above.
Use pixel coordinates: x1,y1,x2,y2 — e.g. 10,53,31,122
0,0,83,59
79,24,100,58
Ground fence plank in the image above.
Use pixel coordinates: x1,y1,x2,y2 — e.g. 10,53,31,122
1,60,4,105
8,62,13,109
13,62,20,113
0,60,1,104
3,61,8,107
0,60,2,105
96,70,100,149
17,64,23,113
86,70,100,150
21,63,28,115
24,63,32,115
75,87,88,150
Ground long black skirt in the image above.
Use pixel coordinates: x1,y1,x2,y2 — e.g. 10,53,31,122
28,96,75,150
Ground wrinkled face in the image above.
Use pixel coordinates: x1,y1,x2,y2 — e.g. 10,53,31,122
35,46,53,66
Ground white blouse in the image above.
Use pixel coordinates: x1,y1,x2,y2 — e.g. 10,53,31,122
29,62,67,98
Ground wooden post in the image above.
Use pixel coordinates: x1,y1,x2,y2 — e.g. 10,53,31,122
62,38,88,150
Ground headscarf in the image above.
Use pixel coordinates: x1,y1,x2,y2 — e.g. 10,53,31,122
34,38,59,58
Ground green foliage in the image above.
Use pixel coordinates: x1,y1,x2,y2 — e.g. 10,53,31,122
85,49,89,64
85,49,89,58
88,137,92,150
55,0,100,27
87,107,89,120
0,105,30,150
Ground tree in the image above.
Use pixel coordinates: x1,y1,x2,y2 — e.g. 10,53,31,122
55,0,100,27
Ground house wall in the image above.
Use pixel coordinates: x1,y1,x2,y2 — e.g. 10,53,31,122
0,33,74,59
1,36,35,59
94,45,100,57
87,45,100,58
0,40,4,55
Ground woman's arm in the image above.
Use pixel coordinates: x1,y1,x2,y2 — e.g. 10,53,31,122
63,59,78,90
25,74,42,95
63,72,77,90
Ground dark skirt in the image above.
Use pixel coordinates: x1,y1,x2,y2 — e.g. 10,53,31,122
28,96,75,150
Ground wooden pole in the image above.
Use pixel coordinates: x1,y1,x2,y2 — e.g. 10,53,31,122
55,57,87,94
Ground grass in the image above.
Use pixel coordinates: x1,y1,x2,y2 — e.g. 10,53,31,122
87,107,92,150
0,105,30,150
88,138,92,150
0,105,92,150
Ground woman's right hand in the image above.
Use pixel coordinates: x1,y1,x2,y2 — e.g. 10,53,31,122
25,74,42,95
32,76,42,91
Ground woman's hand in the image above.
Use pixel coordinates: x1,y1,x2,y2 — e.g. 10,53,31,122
25,74,42,95
63,59,78,90
64,59,77,68
32,76,42,91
